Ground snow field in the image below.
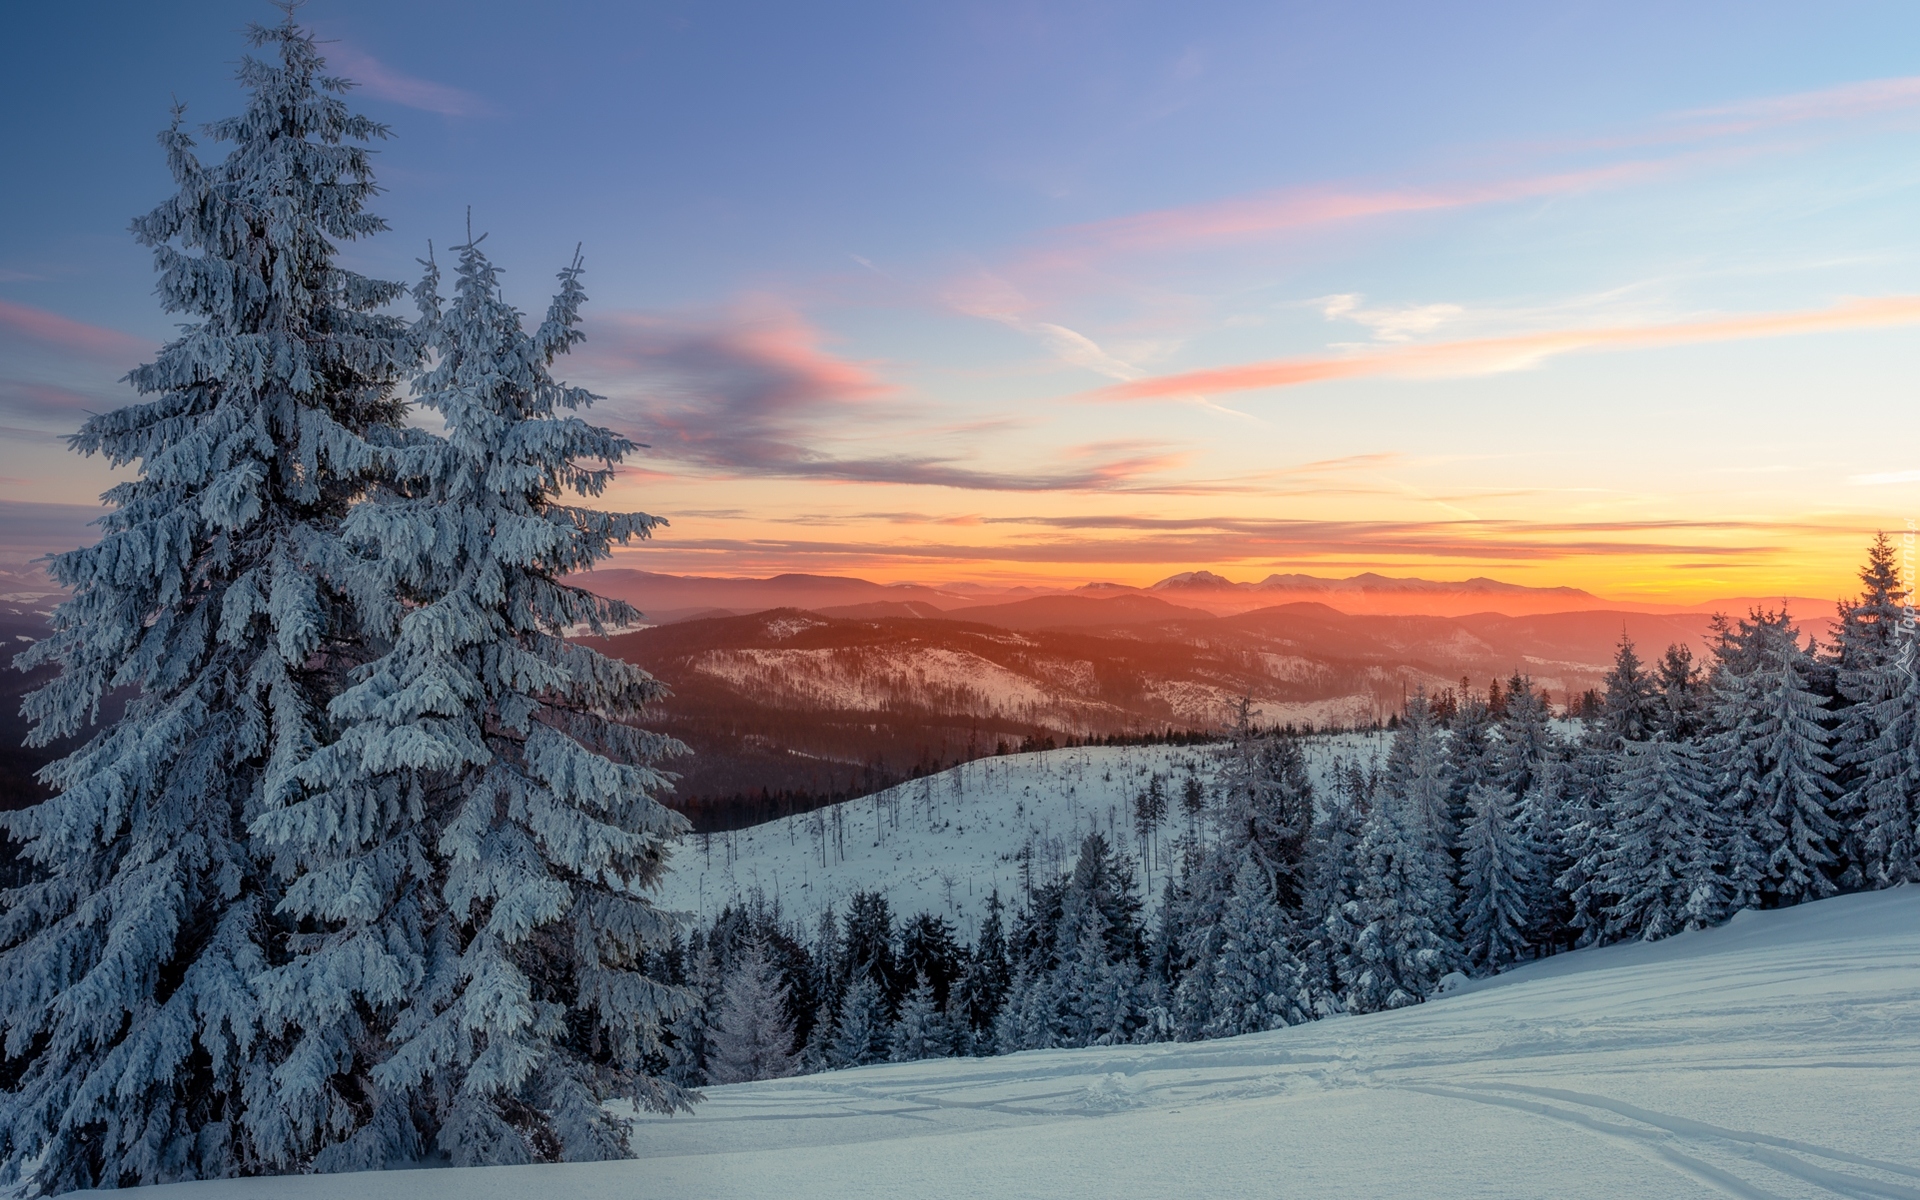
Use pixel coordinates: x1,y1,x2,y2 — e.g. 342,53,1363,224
657,735,1392,930
146,886,1920,1199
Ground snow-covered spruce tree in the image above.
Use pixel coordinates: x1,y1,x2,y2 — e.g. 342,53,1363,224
1301,768,1368,1007
889,973,947,1062
1595,737,1721,941
1655,644,1707,742
957,892,1010,1044
1383,687,1454,858
1457,783,1535,973
1708,611,1839,907
1550,742,1617,949
828,974,890,1067
1444,683,1496,832
1206,859,1313,1037
1213,703,1314,905
0,19,413,1190
1492,674,1554,801
1833,535,1916,885
1342,795,1457,1013
251,235,693,1165
1857,625,1920,887
1598,633,1660,747
709,943,798,1084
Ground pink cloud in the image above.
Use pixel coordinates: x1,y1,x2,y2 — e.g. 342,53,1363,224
579,304,1177,491
1095,296,1920,402
0,299,150,362
1670,75,1920,137
1053,158,1682,256
995,74,1920,283
324,45,488,117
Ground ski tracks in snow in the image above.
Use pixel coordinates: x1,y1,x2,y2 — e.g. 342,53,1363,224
1403,1081,1920,1200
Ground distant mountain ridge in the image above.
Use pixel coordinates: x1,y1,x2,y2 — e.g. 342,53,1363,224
587,565,1831,623
1152,569,1598,597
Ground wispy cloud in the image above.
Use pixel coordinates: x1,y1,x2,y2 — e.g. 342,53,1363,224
579,303,1175,491
1666,76,1920,138
978,72,1920,323
1094,295,1920,402
1851,469,1920,486
0,299,150,361
609,516,1801,568
945,272,1152,380
0,301,150,431
324,44,489,117
1047,158,1683,259
1319,294,1464,342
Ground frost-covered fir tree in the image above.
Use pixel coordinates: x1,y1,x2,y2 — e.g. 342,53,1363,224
1550,743,1616,949
1655,645,1707,741
889,973,948,1062
1457,783,1536,972
958,892,1010,1040
1595,738,1721,941
1213,702,1314,905
1206,859,1313,1036
252,234,693,1165
1445,683,1497,831
1383,687,1454,856
828,975,891,1067
1833,535,1916,885
1708,611,1838,907
1857,627,1920,887
1302,766,1369,1006
1598,633,1660,746
0,19,413,1189
709,943,798,1083
1492,675,1554,800
1342,796,1457,1012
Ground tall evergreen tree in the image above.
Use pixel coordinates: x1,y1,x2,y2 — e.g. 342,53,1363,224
1206,859,1313,1036
1213,708,1314,905
1302,770,1368,1005
958,892,1011,1039
1492,674,1554,801
1598,633,1660,747
1457,783,1535,972
1833,535,1915,885
1708,612,1838,906
0,19,412,1189
254,234,693,1165
1342,797,1457,1013
827,975,890,1068
888,973,949,1062
708,943,798,1084
1445,683,1497,833
1595,738,1722,941
1383,688,1454,857
1857,629,1920,887
1654,644,1707,741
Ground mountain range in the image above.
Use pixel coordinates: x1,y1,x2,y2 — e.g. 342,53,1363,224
583,567,1834,624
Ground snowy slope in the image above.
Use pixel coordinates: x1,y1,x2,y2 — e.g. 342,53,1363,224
655,735,1393,930
148,887,1920,1199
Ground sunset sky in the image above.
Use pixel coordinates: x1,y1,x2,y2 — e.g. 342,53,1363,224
2,1,1917,603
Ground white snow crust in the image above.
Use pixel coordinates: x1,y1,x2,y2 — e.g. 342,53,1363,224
143,886,1920,1199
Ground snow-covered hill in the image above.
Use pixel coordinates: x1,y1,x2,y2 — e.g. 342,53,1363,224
146,886,1920,1199
654,735,1392,930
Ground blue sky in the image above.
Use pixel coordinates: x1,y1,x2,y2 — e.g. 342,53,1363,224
3,1,1918,599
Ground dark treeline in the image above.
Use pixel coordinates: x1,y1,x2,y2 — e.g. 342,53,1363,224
648,534,1918,1080
670,727,1243,833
